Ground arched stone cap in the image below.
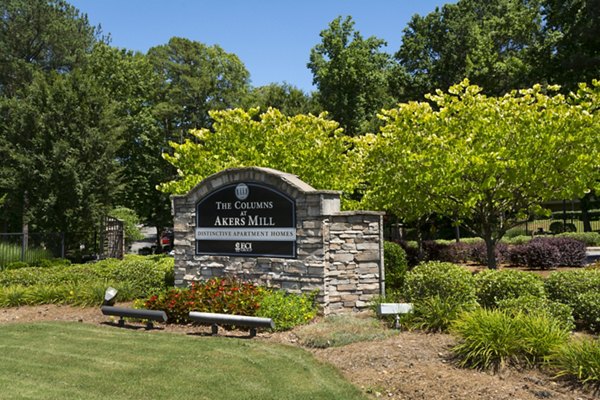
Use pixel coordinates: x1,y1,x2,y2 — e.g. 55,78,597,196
171,167,341,205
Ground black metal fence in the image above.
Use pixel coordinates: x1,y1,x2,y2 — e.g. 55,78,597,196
0,232,65,266
0,217,124,267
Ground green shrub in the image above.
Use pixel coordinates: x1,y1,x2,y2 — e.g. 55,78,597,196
402,261,477,305
451,309,570,371
474,269,545,308
571,292,600,333
0,285,27,307
407,295,477,333
556,232,600,246
0,255,174,307
496,295,575,331
29,258,71,269
552,337,600,387
505,227,529,239
23,284,70,305
545,269,600,307
256,290,318,331
383,241,408,291
3,261,29,270
502,235,532,245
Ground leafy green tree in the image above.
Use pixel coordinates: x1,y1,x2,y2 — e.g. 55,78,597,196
361,80,600,269
242,83,320,116
539,0,600,90
84,43,173,246
109,206,144,247
395,0,544,100
147,37,250,142
0,0,98,96
160,108,361,207
308,16,393,135
0,70,122,240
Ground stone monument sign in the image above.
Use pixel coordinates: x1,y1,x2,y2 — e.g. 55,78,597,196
171,167,384,313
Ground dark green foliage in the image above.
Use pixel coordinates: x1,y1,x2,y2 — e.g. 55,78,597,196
451,308,570,371
0,0,99,96
147,37,249,134
497,295,575,331
308,16,394,135
402,261,477,305
0,69,123,238
383,241,409,291
474,269,545,308
395,0,544,100
549,221,576,234
545,269,600,305
242,83,320,116
545,270,600,332
570,292,600,333
540,0,600,91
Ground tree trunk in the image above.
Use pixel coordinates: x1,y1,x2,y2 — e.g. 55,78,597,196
483,232,497,269
581,194,592,232
155,225,163,254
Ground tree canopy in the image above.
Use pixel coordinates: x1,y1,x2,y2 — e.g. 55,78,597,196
308,16,393,135
0,69,122,236
147,37,250,140
0,0,99,96
360,80,600,268
160,108,361,207
395,0,544,100
242,83,320,116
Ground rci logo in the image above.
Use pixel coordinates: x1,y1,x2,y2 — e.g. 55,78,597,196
235,242,252,253
235,183,249,200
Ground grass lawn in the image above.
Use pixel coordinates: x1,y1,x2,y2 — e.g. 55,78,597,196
0,322,367,400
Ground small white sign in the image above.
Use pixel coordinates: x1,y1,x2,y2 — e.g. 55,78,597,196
377,303,413,315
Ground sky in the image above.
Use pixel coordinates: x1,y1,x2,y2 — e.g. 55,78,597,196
68,1,451,93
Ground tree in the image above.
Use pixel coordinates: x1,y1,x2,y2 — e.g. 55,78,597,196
360,80,600,269
147,37,250,142
0,69,122,240
160,108,361,207
539,0,600,90
395,0,544,100
308,16,393,135
0,0,98,96
242,83,320,116
84,43,174,247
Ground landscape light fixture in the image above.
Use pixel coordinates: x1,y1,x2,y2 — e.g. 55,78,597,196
103,287,118,306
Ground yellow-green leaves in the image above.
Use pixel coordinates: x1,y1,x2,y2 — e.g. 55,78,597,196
160,108,361,208
361,80,600,267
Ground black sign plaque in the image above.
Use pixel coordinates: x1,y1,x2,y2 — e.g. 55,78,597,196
195,183,296,258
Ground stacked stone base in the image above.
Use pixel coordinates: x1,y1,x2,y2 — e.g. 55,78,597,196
172,167,384,314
